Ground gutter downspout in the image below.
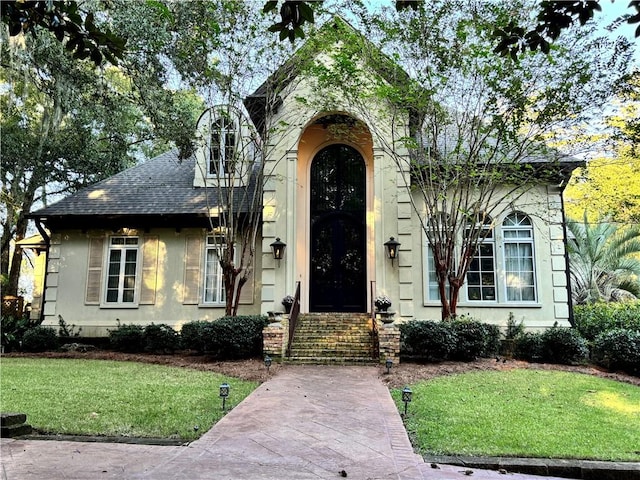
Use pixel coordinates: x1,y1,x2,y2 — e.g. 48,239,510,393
34,219,50,324
558,184,575,327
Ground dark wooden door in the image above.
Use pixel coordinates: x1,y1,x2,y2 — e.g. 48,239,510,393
310,145,366,312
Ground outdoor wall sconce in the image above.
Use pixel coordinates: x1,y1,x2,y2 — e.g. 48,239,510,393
385,358,393,375
270,237,286,262
384,237,401,265
219,383,230,411
402,386,413,416
264,355,272,374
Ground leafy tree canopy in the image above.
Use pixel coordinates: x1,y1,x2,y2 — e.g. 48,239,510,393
565,74,640,224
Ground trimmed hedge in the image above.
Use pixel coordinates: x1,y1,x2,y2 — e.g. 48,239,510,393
400,320,457,361
21,326,59,352
108,323,144,352
450,320,501,361
400,318,500,362
513,326,588,365
181,315,269,359
574,302,640,341
513,332,543,362
592,328,640,374
540,325,589,365
144,324,179,354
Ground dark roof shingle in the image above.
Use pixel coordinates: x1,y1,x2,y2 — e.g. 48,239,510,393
31,151,257,224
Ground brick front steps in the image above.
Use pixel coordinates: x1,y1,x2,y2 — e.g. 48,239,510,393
287,313,377,365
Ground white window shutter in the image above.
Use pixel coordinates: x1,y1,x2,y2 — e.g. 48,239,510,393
85,237,105,304
140,236,159,305
183,235,202,304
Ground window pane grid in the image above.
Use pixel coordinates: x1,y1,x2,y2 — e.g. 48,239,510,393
204,240,226,304
503,213,536,302
105,237,138,304
466,242,496,301
426,246,450,301
209,117,236,176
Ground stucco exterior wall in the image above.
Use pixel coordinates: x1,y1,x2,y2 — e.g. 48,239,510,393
258,64,408,315
41,228,261,337
403,185,571,330
255,46,572,330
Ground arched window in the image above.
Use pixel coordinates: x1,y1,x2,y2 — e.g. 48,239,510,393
466,214,496,302
502,212,536,302
209,116,236,176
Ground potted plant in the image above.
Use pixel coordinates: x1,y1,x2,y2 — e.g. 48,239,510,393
374,295,392,312
281,295,295,313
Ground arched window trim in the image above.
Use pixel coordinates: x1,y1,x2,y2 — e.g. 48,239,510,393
208,112,239,178
421,210,539,306
501,211,537,303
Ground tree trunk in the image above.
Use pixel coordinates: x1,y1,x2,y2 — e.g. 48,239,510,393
232,275,247,317
448,277,463,320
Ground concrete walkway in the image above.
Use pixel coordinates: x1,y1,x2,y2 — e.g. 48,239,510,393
0,366,585,479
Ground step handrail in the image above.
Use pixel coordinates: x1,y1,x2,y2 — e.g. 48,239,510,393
286,281,301,358
370,280,380,360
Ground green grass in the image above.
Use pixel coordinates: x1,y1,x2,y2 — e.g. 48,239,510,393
0,358,257,441
393,369,640,461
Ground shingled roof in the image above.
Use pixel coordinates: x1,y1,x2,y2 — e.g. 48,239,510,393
30,150,258,231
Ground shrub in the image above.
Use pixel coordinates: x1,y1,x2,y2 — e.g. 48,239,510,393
449,318,501,361
1,314,38,352
58,315,81,337
592,328,640,374
480,323,502,357
180,321,211,353
541,325,589,365
109,323,144,352
514,332,544,362
144,324,179,354
181,316,268,359
574,302,640,341
400,320,457,361
21,326,59,352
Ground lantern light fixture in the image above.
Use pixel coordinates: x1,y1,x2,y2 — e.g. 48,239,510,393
385,358,393,375
219,383,230,411
384,236,401,265
402,386,413,416
270,237,286,262
264,355,272,374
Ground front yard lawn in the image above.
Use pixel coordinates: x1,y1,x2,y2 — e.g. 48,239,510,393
0,358,257,441
393,369,640,461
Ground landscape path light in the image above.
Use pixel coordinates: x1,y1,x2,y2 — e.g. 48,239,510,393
385,358,393,375
402,386,413,416
219,383,230,411
264,355,272,374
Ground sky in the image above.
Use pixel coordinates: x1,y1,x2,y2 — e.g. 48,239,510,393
590,0,639,65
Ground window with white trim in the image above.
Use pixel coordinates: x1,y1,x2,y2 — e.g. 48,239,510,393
503,212,537,302
203,237,226,304
423,211,538,305
423,212,454,302
466,216,496,302
425,245,453,302
105,236,139,304
209,117,236,176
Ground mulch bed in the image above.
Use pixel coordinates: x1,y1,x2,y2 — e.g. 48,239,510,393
4,350,639,389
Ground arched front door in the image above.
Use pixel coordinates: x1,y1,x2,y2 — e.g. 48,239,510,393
310,144,366,312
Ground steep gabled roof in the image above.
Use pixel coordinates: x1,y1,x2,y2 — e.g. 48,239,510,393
244,15,415,135
30,150,256,230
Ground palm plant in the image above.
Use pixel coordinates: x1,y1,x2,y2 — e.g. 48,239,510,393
567,213,640,304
